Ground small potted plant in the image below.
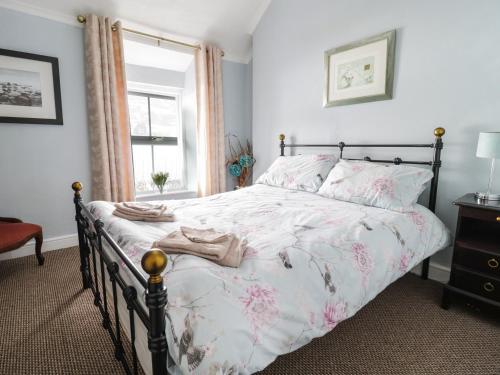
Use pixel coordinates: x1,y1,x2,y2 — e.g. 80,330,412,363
151,171,169,195
226,134,255,189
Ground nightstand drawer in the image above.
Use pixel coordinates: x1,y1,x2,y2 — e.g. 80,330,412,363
454,247,500,277
453,268,500,302
460,206,500,223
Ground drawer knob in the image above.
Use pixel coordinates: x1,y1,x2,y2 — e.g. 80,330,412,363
488,258,499,269
483,282,495,293
497,216,500,222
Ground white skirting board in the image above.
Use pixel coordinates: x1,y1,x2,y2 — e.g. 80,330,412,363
0,233,78,262
411,262,450,284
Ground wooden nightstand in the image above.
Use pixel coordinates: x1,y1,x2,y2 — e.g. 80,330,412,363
442,194,500,312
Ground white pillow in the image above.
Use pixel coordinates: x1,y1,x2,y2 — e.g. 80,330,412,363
317,160,434,211
256,154,338,193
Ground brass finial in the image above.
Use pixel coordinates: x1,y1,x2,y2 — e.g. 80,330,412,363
72,181,83,195
77,15,86,24
141,249,168,284
279,134,285,142
434,127,445,138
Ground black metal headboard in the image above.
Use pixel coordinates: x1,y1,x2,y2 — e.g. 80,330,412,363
279,127,445,280
279,127,445,214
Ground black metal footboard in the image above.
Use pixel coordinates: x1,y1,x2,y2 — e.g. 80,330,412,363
72,182,169,375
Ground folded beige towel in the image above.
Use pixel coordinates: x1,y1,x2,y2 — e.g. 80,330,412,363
152,227,246,267
114,202,168,218
113,210,175,222
113,202,175,222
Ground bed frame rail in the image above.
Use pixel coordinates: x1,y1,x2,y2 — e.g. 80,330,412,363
279,127,446,280
72,182,169,375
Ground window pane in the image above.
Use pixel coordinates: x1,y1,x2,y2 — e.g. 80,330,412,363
150,97,178,137
128,95,149,136
132,144,153,193
153,145,182,189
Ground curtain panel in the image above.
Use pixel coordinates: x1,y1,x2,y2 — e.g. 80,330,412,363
84,15,135,202
195,44,226,197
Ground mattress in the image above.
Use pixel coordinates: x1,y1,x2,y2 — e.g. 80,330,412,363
88,184,450,374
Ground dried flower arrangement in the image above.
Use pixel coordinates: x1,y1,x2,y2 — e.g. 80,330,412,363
226,134,255,188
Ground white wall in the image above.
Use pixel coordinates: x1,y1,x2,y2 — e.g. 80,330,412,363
0,6,252,259
182,62,198,192
126,63,185,88
252,0,500,268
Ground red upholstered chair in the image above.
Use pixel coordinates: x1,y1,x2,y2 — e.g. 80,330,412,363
0,217,44,265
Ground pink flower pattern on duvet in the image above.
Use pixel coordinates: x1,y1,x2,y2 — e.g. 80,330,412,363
351,242,374,288
88,184,450,375
407,211,426,232
399,252,411,272
371,177,395,198
323,302,347,330
240,284,279,340
351,243,373,274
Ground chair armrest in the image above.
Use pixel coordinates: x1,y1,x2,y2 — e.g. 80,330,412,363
0,217,23,223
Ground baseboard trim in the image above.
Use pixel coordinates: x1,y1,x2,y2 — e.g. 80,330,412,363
0,233,78,262
411,261,450,284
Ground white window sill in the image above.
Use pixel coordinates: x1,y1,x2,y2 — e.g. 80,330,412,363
135,190,197,201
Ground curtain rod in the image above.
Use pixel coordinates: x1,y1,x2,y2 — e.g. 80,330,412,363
76,15,224,56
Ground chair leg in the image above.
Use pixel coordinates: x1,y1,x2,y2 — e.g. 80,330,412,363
34,231,44,266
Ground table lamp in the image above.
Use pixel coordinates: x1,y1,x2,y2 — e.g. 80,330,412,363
475,132,500,201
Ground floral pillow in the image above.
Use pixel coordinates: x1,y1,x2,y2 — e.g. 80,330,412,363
317,160,434,211
256,154,338,193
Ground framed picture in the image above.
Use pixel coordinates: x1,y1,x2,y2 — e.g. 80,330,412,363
0,48,63,125
324,30,396,107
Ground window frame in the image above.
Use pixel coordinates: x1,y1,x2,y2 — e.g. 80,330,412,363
127,84,185,195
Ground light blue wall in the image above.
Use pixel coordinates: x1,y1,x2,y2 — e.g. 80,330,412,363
0,7,90,239
252,0,500,268
222,60,252,190
0,7,252,245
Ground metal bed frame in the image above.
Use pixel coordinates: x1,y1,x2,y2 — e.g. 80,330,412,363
71,126,445,375
279,127,445,279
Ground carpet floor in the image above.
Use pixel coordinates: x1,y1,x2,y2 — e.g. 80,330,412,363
0,247,498,375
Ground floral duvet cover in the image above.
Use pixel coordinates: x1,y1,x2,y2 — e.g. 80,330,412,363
88,184,450,375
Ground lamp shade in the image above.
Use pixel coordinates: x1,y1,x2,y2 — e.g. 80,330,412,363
476,132,500,158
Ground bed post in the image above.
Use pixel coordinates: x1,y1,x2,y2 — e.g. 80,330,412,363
421,127,445,280
142,249,169,375
279,134,285,156
72,181,91,289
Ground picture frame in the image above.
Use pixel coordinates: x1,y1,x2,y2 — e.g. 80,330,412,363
324,30,396,107
0,48,63,125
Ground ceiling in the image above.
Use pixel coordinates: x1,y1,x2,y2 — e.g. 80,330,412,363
0,0,271,63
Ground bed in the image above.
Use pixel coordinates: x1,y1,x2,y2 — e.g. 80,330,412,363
71,127,449,375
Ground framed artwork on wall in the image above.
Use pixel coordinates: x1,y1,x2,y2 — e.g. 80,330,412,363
324,30,396,107
0,48,63,125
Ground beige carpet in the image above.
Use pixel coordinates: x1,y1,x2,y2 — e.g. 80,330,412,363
0,247,499,375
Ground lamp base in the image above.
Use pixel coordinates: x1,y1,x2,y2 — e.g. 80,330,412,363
475,192,500,201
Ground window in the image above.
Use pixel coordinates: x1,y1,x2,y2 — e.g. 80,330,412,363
128,91,184,194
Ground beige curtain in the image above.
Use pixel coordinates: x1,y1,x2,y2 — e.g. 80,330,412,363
84,14,135,202
195,44,226,196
